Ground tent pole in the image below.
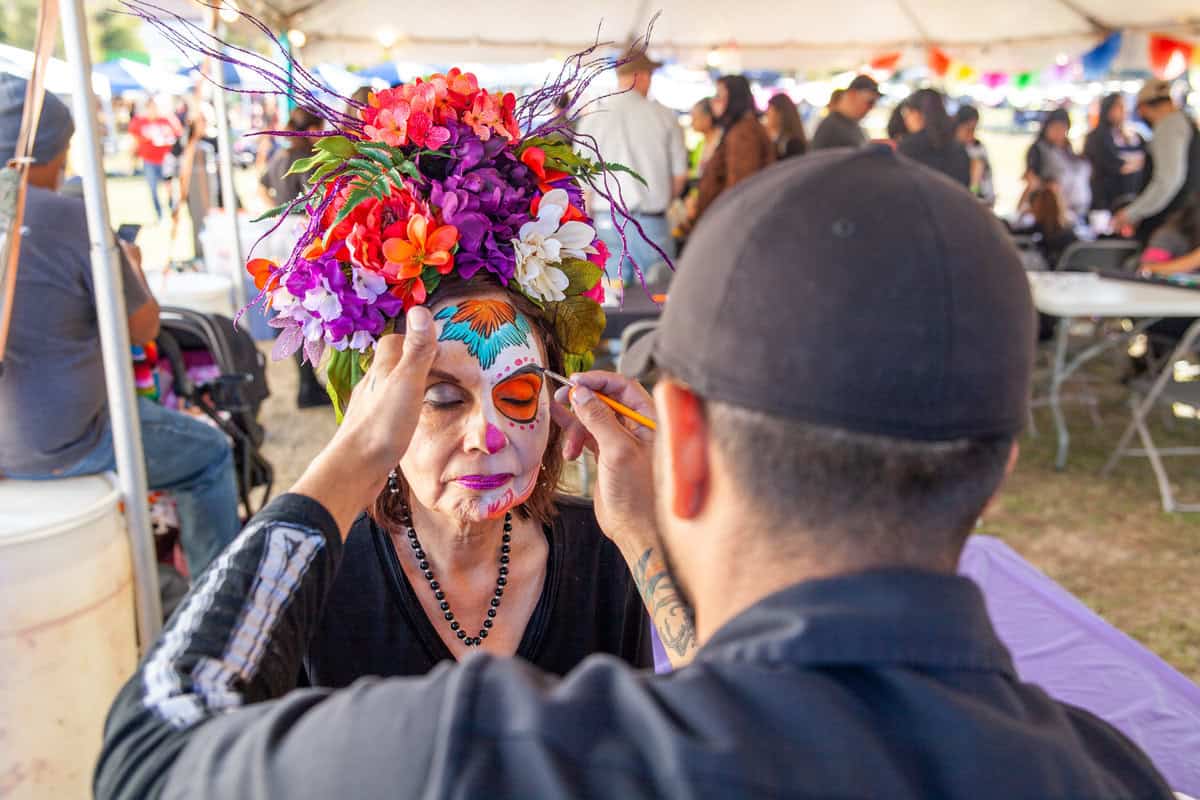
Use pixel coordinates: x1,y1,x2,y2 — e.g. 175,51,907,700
60,0,162,651
209,14,248,315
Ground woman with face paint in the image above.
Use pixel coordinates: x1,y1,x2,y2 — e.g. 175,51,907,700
302,276,655,684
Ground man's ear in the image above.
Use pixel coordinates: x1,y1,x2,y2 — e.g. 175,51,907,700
656,380,710,519
979,441,1020,521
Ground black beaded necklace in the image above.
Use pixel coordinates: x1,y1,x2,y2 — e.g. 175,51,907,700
398,502,511,648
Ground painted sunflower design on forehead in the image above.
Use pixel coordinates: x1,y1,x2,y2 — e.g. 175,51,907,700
434,300,533,371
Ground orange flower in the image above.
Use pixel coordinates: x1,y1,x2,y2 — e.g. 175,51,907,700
246,258,279,292
381,214,459,281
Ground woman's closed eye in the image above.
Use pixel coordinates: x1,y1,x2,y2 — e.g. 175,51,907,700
424,383,467,408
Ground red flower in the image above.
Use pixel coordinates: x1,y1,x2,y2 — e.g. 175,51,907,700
521,146,572,193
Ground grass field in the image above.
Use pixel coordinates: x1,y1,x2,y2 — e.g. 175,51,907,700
109,131,1200,683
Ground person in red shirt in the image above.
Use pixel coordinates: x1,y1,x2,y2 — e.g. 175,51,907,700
128,97,181,221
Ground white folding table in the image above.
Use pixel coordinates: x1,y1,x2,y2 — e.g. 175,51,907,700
1026,272,1200,469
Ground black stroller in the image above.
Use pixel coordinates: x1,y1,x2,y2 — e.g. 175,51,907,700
155,307,274,517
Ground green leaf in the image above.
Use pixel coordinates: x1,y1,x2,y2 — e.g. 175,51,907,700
387,167,407,189
329,184,375,230
346,157,382,174
314,135,357,159
563,351,595,375
324,347,367,423
284,153,323,177
559,258,602,296
522,136,585,166
420,266,442,296
353,144,395,167
395,160,421,180
308,161,340,186
603,161,648,187
250,201,291,223
553,295,606,355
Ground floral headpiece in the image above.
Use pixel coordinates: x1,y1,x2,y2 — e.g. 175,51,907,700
128,1,669,418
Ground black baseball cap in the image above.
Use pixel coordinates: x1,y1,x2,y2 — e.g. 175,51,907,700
622,146,1035,441
847,74,881,95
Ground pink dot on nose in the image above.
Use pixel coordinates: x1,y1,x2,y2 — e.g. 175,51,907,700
485,424,506,454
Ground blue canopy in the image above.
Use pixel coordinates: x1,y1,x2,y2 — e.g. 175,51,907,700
356,62,402,87
94,59,155,95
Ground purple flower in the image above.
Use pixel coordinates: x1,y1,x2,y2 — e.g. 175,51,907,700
427,132,540,284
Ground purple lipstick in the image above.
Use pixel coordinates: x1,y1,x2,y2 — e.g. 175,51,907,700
456,474,512,491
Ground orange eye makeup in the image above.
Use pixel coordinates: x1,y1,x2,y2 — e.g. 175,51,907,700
492,368,543,424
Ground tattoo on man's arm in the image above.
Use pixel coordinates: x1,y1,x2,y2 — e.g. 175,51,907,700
633,548,697,657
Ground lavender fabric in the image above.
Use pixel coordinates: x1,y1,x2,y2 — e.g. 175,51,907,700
959,535,1200,796
650,535,1200,795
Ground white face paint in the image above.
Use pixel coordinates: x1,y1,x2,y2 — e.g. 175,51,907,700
398,292,551,523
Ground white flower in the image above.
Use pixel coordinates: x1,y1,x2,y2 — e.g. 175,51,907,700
511,189,597,302
301,278,342,320
349,330,376,351
351,267,387,301
270,286,298,312
512,240,570,302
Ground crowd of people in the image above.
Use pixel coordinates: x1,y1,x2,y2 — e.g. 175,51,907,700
579,60,1199,297
1,41,1198,799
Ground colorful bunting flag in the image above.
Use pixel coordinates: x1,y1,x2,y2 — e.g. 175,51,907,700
927,46,951,77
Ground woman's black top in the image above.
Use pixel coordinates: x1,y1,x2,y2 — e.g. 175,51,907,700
1084,126,1145,211
776,135,807,160
303,496,653,686
898,129,971,187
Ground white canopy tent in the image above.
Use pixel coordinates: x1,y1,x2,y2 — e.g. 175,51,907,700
260,0,1200,72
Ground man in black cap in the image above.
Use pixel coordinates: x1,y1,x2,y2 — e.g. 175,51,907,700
95,148,1173,799
0,74,240,577
810,74,879,150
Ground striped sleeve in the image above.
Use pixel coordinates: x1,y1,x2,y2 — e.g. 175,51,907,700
94,493,343,800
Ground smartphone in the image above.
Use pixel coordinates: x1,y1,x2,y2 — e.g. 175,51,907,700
116,223,142,244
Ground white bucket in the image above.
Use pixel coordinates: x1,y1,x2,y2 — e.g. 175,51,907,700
145,270,235,317
0,474,138,800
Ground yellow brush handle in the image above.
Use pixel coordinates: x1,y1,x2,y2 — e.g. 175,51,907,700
584,389,658,431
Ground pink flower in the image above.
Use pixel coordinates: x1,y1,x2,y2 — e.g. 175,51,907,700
582,279,605,304
362,83,452,149
462,91,520,143
587,237,610,268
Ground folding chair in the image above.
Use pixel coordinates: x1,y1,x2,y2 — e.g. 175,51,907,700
1055,239,1141,273
617,319,659,382
1102,318,1200,512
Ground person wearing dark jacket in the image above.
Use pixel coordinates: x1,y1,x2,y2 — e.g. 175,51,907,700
897,88,971,187
94,147,1175,800
764,93,807,160
692,74,775,221
810,74,878,150
1084,93,1146,212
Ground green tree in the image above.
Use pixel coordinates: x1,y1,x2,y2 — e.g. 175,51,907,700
91,8,145,62
0,0,46,51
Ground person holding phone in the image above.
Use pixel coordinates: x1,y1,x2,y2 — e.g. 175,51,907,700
0,75,240,580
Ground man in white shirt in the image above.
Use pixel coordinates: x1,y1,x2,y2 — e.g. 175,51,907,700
577,49,688,287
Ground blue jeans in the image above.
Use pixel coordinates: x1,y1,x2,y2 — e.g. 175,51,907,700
145,161,165,220
594,212,676,287
45,397,240,577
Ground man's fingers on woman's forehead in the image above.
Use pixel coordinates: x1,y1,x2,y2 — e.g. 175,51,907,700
373,333,405,368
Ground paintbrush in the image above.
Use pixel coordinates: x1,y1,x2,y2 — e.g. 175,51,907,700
540,368,658,432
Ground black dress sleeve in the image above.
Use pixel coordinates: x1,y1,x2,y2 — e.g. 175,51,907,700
94,493,345,800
